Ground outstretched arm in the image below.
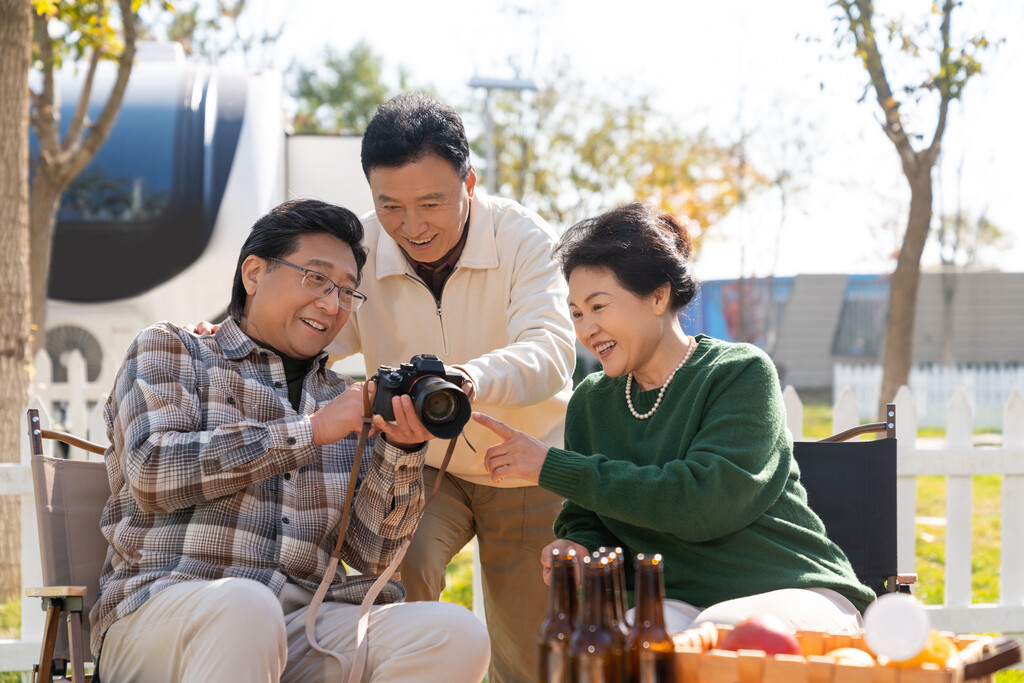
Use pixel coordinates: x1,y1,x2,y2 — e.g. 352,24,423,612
473,411,549,484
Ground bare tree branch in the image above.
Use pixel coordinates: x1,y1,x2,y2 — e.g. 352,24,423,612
925,0,955,165
64,46,103,152
846,0,918,174
61,0,138,184
31,8,59,162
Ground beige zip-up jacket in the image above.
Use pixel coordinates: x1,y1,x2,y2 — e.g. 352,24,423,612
328,192,575,487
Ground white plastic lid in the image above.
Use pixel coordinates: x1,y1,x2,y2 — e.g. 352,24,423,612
863,593,930,661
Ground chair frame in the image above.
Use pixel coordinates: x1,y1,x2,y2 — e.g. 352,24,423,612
27,408,106,683
797,402,917,595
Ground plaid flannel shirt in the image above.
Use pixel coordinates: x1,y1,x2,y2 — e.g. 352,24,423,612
90,318,426,659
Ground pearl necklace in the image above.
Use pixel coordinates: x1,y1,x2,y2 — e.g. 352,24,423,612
625,336,696,420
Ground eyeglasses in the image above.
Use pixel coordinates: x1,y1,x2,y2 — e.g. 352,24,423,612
267,257,367,312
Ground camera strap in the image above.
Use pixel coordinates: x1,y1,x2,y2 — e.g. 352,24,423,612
304,381,460,683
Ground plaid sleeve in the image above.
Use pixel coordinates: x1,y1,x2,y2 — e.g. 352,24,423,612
341,436,426,574
113,324,319,512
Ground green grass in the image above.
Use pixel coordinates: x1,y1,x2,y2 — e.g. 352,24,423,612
914,475,1022,682
0,598,17,639
1,599,27,682
441,542,475,610
913,475,1003,606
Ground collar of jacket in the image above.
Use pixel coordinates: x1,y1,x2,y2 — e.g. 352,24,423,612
373,193,502,279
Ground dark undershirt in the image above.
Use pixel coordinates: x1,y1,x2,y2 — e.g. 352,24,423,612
248,336,313,412
404,213,470,301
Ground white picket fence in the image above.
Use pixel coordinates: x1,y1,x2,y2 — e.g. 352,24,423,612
835,362,1024,429
2,353,1024,674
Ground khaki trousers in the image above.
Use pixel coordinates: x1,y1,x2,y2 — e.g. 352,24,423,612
99,577,490,682
398,467,564,683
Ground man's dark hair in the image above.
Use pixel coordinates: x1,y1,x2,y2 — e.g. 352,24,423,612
360,92,471,180
228,199,368,321
553,201,699,313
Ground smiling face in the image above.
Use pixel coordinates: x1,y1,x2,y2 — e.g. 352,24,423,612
239,232,359,359
368,152,476,264
568,266,671,381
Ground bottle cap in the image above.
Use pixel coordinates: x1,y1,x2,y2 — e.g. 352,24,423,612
863,593,930,661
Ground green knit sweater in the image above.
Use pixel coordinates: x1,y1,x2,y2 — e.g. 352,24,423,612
540,335,876,614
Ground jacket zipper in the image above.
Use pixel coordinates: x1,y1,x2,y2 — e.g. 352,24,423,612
404,272,450,356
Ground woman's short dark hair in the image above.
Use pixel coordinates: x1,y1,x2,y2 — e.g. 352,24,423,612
553,201,698,312
227,199,368,321
360,92,471,180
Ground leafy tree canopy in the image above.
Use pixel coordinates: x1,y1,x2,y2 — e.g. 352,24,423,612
290,40,410,135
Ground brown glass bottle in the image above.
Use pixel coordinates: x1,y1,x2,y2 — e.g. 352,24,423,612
596,547,630,641
570,554,625,683
538,548,579,683
626,553,676,683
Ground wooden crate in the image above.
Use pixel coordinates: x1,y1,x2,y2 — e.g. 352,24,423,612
672,623,1016,683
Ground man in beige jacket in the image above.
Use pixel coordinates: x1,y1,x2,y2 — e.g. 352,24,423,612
328,92,575,683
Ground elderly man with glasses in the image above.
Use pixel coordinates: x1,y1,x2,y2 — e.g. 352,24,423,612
91,199,489,683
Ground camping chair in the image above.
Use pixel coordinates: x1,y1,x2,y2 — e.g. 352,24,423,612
26,408,110,683
793,402,917,596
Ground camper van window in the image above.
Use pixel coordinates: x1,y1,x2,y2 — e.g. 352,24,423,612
58,106,176,222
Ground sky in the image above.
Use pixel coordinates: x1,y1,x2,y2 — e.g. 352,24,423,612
210,0,1023,282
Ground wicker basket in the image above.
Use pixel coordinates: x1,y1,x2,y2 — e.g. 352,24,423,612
672,622,1021,683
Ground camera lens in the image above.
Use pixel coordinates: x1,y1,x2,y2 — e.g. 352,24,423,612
422,390,459,423
410,376,471,439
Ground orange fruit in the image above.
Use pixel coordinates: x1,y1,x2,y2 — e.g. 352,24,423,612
823,647,876,666
879,630,959,669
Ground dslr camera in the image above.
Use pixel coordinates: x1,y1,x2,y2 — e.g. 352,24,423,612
371,354,472,439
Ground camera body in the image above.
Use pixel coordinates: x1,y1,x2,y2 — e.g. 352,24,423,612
371,354,471,439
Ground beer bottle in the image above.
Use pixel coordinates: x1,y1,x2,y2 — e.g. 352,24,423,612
626,553,676,683
538,548,579,683
597,546,631,640
610,548,631,636
570,554,625,682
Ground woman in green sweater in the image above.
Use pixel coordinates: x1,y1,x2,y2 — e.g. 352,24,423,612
473,201,876,634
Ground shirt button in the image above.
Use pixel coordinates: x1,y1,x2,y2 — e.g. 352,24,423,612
261,351,269,357
283,472,291,481
226,396,236,405
275,381,283,388
286,436,296,445
282,516,289,525
398,465,407,471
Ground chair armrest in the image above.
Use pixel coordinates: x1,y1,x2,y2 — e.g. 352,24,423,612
26,586,88,598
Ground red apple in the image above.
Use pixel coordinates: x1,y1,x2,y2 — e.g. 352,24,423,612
718,615,804,656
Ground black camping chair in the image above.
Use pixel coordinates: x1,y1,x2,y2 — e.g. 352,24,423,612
793,402,917,596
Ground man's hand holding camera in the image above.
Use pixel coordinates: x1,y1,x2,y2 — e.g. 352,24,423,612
310,381,434,451
371,354,471,440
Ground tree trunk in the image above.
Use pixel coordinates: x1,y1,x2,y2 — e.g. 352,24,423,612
29,170,63,356
878,169,934,418
0,0,33,600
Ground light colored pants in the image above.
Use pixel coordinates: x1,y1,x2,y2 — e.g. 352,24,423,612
98,577,490,683
627,587,865,636
398,467,564,683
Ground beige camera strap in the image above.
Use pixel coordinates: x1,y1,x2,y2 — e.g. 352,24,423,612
304,382,460,683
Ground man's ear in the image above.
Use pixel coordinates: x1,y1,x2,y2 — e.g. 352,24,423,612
465,166,477,199
240,255,265,296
